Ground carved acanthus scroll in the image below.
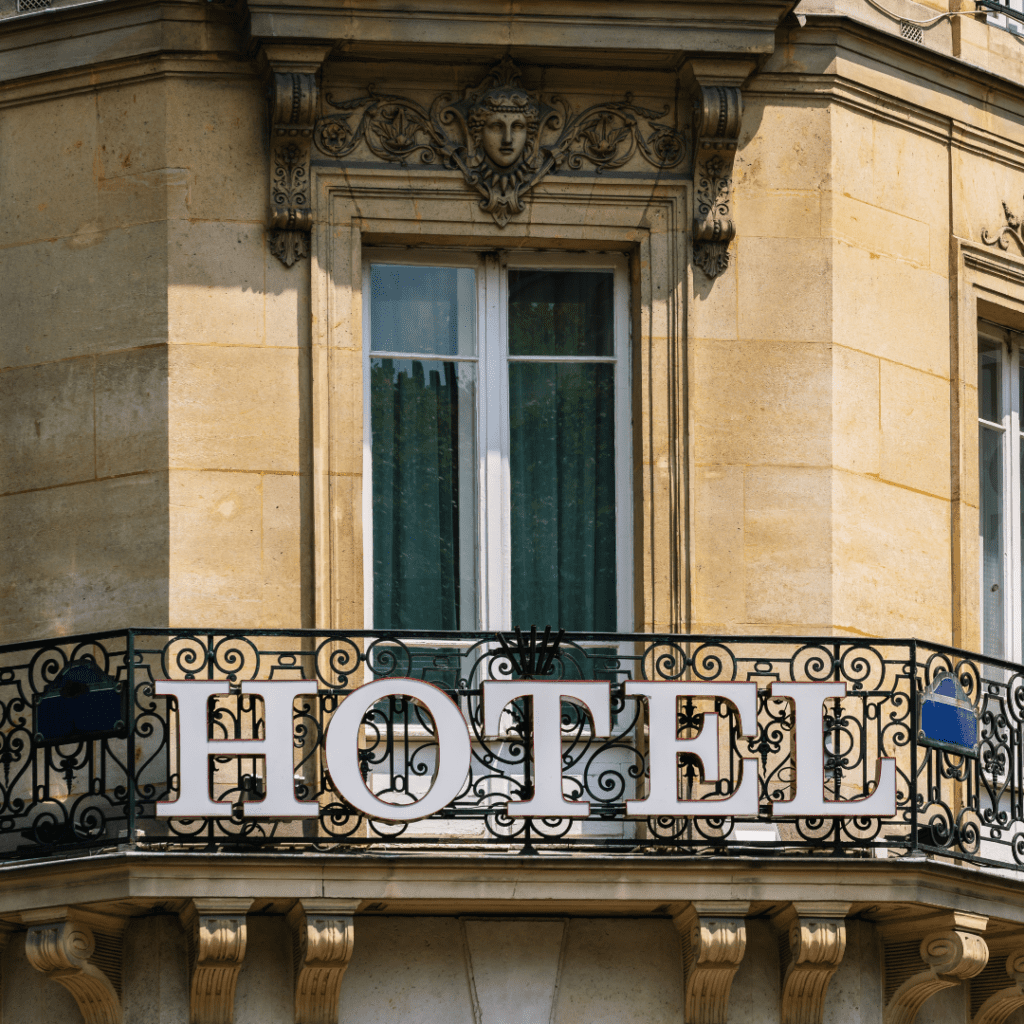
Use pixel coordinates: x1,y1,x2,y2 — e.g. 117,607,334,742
182,899,251,1024
774,903,850,1024
269,71,319,267
673,902,749,1024
313,55,687,228
287,900,356,1024
884,922,989,1024
24,909,124,1024
691,83,743,278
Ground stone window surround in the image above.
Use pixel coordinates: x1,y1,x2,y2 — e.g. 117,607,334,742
309,167,688,633
957,241,1024,653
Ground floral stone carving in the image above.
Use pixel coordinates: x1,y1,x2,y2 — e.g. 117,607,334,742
313,55,688,227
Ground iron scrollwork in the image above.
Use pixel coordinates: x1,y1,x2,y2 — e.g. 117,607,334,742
983,198,1024,254
0,628,1021,870
313,55,688,227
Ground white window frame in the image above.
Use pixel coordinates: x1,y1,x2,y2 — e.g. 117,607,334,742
979,323,1024,662
362,247,633,634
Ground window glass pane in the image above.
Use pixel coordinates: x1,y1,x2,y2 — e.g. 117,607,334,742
371,358,477,630
509,361,616,631
980,339,1003,422
981,423,1005,658
370,265,475,356
508,270,613,357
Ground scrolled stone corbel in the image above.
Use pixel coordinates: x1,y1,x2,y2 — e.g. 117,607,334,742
884,918,989,1024
971,942,1024,1024
23,908,124,1024
269,70,319,267
181,898,252,1024
673,901,750,1024
287,899,357,1024
683,59,754,279
773,903,850,1024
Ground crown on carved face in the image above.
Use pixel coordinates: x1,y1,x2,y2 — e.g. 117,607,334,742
468,87,541,126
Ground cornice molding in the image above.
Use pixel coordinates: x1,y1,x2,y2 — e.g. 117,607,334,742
673,901,750,1024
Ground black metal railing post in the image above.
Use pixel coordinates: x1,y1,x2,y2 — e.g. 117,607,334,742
127,628,136,848
909,638,920,856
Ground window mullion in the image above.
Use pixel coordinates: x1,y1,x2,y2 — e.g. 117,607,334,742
479,253,510,631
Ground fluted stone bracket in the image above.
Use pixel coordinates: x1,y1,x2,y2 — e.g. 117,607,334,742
882,912,989,1024
683,59,755,279
287,899,357,1024
22,907,125,1024
181,898,253,1024
673,901,750,1024
263,46,331,267
971,937,1024,1024
772,902,850,1024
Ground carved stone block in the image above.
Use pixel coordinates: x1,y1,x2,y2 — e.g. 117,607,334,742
673,901,750,1024
773,902,850,1024
181,899,252,1024
883,913,989,1024
23,908,124,1024
287,899,356,1024
683,59,755,279
313,56,687,230
971,938,1024,1024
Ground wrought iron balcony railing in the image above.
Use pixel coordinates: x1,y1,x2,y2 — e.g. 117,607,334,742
0,628,1020,867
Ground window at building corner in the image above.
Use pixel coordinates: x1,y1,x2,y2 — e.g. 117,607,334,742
364,252,631,634
978,327,1024,660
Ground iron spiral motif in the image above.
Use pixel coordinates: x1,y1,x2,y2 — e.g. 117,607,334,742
0,629,1021,867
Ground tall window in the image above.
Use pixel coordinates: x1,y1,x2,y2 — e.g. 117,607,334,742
979,327,1024,660
364,251,631,633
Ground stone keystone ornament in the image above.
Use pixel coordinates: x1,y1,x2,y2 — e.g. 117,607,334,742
313,55,688,226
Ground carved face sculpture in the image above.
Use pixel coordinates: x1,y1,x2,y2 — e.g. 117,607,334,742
469,88,539,168
482,110,529,166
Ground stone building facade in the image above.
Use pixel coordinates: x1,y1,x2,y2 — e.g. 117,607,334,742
5,1,1024,1022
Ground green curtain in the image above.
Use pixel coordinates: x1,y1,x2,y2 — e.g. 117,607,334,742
508,270,617,632
372,358,463,630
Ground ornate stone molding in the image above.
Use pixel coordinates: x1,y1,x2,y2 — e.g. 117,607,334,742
883,913,989,1024
673,901,749,1024
23,908,123,1024
287,900,356,1024
773,903,850,1024
971,940,1024,1024
983,200,1024,255
181,899,251,1024
683,59,754,279
269,71,319,267
313,55,687,228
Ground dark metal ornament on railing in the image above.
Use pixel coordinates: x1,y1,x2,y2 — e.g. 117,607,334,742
0,628,1020,870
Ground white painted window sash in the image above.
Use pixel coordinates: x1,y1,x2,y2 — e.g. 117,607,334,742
364,247,633,634
979,324,1024,663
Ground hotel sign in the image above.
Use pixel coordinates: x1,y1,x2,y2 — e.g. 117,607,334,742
155,678,898,822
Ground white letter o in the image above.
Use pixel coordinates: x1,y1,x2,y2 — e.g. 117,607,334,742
324,678,471,822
